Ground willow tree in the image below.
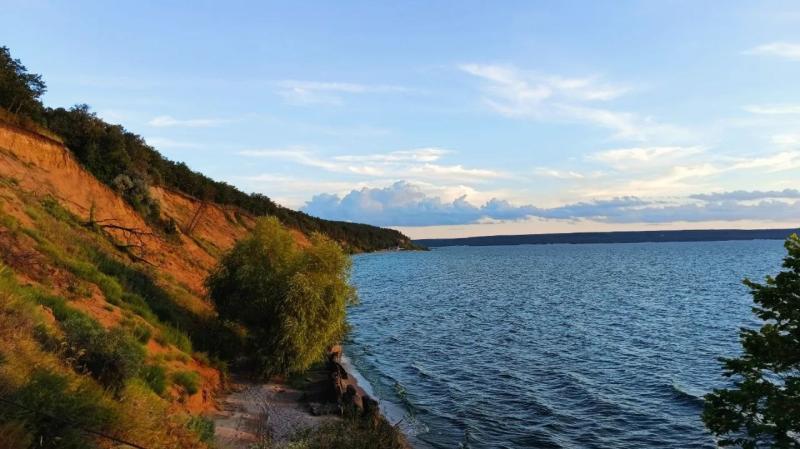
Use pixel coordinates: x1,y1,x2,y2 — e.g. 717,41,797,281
206,217,356,375
703,234,800,448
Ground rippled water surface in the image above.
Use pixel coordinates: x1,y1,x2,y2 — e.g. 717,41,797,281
344,241,785,448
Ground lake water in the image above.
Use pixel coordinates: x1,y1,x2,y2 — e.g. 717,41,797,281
344,241,786,449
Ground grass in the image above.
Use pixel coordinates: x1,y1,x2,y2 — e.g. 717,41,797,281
171,370,201,396
254,415,408,449
0,261,210,448
141,363,167,395
187,415,215,443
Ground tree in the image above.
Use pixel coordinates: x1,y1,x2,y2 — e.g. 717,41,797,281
0,46,46,121
703,234,800,448
206,217,356,375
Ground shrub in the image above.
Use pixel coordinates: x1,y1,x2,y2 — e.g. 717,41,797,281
0,369,117,449
289,415,406,449
171,370,201,396
186,415,215,443
60,315,146,392
131,323,153,343
207,217,356,376
140,363,167,395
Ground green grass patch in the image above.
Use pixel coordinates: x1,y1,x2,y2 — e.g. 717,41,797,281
171,370,201,395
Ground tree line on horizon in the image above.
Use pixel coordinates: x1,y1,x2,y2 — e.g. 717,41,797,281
0,46,416,253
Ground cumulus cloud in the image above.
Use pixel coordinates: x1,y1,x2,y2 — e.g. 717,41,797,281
460,63,687,141
302,181,800,227
746,42,800,61
147,115,230,127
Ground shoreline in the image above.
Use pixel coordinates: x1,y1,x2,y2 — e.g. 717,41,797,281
212,347,411,449
329,345,413,448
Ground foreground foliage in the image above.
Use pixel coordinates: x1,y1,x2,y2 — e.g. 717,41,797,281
703,234,800,448
208,217,356,375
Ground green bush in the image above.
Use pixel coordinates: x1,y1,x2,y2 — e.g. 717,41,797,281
186,415,215,443
60,315,146,392
0,369,117,449
140,363,167,395
207,217,356,376
171,370,201,395
131,323,153,343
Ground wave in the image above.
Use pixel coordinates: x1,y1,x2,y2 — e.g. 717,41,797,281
669,382,706,406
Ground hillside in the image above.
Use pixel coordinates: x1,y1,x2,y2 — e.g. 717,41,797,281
0,115,234,446
0,45,411,448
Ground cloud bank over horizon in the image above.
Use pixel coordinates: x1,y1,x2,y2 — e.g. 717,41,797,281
302,181,800,228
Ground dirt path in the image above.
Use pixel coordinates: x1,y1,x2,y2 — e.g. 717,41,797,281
212,376,336,448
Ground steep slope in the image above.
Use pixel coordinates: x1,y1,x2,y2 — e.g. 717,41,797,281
0,116,261,447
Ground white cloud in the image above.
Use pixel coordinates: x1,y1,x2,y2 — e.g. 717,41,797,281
460,63,686,141
743,104,800,115
333,147,451,163
729,151,800,172
772,134,800,147
238,146,505,182
746,42,800,61
589,146,706,170
145,137,202,149
459,64,629,106
239,148,385,175
147,115,229,128
407,163,504,181
275,80,411,105
533,168,591,179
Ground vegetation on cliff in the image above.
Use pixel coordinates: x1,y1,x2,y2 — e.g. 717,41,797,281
703,234,800,448
0,186,214,448
0,46,416,253
208,216,356,376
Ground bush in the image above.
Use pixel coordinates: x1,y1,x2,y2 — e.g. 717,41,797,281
186,415,215,443
60,315,146,392
207,217,356,376
131,323,153,343
141,363,167,395
0,370,117,449
289,416,406,449
172,370,201,395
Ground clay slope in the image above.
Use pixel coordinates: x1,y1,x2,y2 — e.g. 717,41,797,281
0,119,258,296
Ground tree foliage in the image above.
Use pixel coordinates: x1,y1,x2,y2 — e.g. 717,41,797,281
703,234,800,448
206,217,356,375
0,46,45,122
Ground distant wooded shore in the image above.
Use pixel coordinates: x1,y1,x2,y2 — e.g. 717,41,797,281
415,228,797,247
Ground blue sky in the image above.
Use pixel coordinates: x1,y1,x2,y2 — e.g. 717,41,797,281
5,0,800,237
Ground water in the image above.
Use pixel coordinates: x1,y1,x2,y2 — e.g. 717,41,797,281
343,241,786,448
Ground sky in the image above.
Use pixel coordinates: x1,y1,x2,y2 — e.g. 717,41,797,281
4,0,800,238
